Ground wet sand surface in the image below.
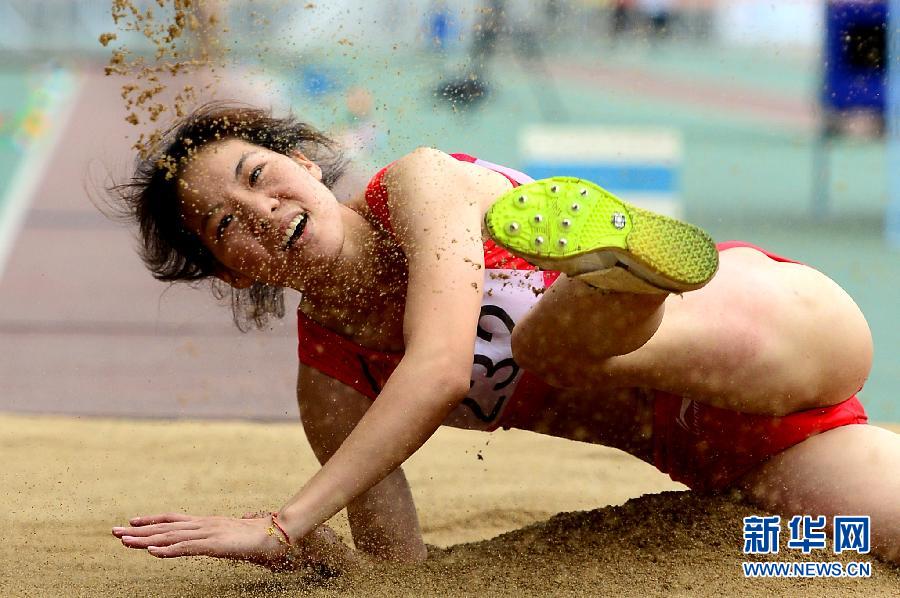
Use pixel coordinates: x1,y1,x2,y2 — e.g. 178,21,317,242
2,414,897,597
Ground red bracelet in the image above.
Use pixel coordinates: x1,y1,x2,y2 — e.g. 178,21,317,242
270,512,293,547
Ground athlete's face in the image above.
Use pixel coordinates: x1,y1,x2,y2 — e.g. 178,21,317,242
177,139,345,289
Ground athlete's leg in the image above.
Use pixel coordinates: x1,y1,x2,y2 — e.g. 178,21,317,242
736,424,900,565
512,247,873,415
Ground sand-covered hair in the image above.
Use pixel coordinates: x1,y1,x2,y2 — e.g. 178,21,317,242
108,102,347,330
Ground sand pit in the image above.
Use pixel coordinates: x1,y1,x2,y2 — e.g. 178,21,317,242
1,414,896,596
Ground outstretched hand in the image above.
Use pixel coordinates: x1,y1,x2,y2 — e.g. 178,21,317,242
112,513,356,573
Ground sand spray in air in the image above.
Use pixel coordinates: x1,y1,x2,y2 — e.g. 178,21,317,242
100,0,229,159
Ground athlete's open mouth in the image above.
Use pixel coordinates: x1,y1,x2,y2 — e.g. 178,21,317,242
282,213,308,250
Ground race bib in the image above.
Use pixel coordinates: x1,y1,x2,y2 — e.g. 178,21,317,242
443,269,547,430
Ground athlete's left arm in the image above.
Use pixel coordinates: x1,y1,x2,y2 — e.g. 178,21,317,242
112,148,513,566
273,148,513,540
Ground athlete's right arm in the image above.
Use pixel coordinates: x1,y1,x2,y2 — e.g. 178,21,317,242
297,364,428,563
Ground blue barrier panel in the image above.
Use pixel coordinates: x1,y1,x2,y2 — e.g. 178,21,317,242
519,163,675,194
824,1,887,113
520,126,683,218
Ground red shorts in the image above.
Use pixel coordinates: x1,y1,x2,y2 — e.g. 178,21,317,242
652,391,867,491
500,240,869,492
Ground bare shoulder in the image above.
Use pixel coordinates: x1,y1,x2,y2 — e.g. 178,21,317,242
384,147,465,188
391,146,455,171
386,147,512,211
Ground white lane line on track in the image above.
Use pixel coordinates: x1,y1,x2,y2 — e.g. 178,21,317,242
0,68,82,279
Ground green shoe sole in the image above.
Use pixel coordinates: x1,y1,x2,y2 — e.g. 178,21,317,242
484,177,719,293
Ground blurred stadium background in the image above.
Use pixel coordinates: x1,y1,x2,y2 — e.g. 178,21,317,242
0,0,897,421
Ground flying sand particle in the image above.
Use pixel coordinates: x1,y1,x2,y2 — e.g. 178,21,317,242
99,32,117,47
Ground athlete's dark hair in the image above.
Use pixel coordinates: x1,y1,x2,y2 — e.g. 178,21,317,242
108,102,347,330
